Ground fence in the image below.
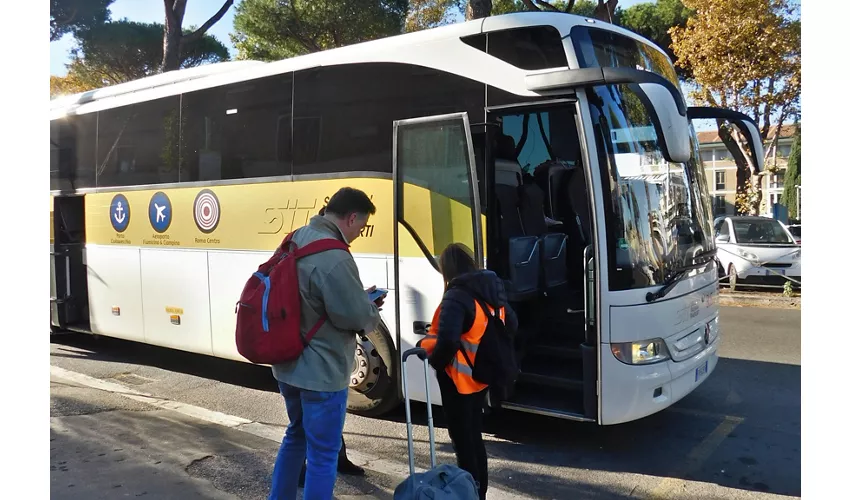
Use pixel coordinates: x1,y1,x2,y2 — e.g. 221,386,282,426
716,245,801,292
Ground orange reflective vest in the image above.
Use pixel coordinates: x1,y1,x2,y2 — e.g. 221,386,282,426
419,300,505,395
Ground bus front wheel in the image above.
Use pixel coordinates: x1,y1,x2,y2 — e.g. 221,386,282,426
347,322,400,417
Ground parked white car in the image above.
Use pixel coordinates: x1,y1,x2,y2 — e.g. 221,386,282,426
713,216,801,290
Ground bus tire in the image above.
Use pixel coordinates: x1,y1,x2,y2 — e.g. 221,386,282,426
347,322,400,417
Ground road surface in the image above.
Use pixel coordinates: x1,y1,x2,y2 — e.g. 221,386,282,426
50,306,800,499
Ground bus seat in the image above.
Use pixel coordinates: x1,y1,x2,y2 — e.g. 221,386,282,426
495,184,539,301
518,183,568,290
533,161,571,220
495,159,523,186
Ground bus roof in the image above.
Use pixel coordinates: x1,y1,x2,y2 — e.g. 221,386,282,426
50,12,668,119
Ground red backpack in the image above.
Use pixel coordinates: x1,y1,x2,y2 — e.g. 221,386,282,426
235,231,349,365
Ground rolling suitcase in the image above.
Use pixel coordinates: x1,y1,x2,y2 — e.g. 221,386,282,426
393,347,479,500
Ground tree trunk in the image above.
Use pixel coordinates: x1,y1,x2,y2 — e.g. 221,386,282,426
593,0,618,23
719,122,759,215
467,0,492,20
162,24,182,72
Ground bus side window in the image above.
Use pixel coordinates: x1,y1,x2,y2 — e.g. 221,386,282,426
180,72,294,183
96,96,180,188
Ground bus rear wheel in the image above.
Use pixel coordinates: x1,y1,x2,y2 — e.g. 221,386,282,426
347,322,400,417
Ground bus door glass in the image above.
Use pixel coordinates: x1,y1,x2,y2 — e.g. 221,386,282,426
392,112,483,405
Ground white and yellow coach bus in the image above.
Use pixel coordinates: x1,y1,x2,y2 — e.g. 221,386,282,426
50,12,765,425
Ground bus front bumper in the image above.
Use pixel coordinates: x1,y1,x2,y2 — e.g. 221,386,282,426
600,336,720,425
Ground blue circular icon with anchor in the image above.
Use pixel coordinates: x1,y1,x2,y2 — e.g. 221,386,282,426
110,194,131,233
148,191,172,233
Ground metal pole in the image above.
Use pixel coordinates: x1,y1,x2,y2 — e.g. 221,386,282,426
796,185,801,221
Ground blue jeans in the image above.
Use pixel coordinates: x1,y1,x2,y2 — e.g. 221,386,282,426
269,381,348,500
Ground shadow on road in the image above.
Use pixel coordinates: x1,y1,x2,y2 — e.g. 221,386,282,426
51,333,801,498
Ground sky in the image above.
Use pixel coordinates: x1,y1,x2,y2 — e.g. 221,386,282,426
49,0,651,76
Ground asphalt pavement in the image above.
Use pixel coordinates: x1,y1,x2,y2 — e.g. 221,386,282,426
50,305,800,499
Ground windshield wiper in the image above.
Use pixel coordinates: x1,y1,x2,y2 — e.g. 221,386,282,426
645,249,717,303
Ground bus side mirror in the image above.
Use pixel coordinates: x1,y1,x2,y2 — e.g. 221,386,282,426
635,83,691,164
688,107,765,173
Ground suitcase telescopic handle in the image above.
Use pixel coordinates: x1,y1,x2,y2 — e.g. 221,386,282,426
401,347,437,481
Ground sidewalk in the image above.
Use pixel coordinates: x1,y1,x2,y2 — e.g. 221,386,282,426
51,373,389,499
718,289,800,309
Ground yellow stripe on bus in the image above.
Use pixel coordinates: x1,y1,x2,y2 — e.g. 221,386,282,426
81,177,486,258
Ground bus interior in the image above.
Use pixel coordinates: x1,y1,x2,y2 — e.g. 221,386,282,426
480,101,597,419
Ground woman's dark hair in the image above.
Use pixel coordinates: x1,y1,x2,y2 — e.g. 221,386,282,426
439,243,478,285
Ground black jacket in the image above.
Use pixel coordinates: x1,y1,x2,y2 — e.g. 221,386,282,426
428,270,518,372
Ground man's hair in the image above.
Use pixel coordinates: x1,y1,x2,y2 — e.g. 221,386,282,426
324,187,376,218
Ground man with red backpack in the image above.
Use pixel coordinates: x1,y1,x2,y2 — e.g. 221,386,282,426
266,187,382,500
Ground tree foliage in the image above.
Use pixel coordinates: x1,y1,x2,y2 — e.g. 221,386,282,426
50,0,114,41
232,0,408,61
620,0,693,77
162,0,234,71
781,125,801,219
50,20,229,97
671,0,800,215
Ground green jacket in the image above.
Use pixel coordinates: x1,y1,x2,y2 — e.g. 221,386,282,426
271,215,381,392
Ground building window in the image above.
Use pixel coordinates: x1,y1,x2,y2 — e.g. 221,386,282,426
713,195,726,214
770,172,785,189
715,170,726,190
714,148,731,161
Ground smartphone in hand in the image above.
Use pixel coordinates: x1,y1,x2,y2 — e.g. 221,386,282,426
367,287,389,303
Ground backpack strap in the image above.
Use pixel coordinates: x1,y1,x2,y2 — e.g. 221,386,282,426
295,238,350,258
291,237,351,346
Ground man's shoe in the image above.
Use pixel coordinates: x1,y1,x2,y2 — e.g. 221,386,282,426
337,457,365,476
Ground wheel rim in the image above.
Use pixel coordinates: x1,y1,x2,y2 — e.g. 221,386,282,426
350,336,383,394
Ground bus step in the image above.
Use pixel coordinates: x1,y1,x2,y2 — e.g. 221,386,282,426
518,371,583,391
505,381,586,418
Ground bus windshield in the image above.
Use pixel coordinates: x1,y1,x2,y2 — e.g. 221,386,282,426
571,25,680,89
588,83,713,291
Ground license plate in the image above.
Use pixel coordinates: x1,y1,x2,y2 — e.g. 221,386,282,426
694,359,709,383
764,268,785,275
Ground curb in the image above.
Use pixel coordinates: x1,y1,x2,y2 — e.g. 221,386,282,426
50,365,532,500
718,293,800,309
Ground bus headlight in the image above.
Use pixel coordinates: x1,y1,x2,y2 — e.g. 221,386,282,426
791,250,801,260
611,339,670,365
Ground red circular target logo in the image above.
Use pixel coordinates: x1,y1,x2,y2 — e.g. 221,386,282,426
193,189,220,234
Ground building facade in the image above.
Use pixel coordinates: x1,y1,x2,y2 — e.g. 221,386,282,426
697,124,798,218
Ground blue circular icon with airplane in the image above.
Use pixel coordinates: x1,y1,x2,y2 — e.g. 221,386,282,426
148,191,172,233
110,194,130,233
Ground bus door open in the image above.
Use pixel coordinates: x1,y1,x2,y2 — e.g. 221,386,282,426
391,112,483,406
51,195,90,332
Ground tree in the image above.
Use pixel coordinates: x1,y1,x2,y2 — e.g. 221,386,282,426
671,0,800,215
232,0,408,61
781,124,801,219
467,0,493,19
620,0,693,78
50,20,229,97
491,0,597,16
162,0,234,72
406,0,461,32
50,0,114,41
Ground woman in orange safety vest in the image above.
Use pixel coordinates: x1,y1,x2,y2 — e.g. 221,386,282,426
418,243,517,500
